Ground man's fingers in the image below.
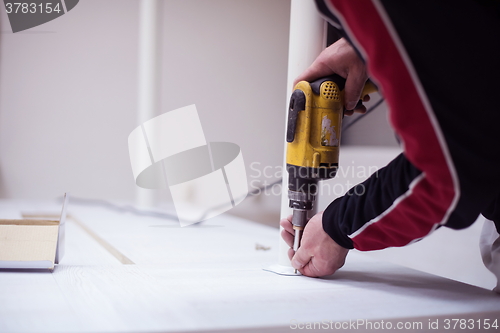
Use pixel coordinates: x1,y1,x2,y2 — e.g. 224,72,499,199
281,228,294,249
293,61,334,88
299,259,321,278
291,247,312,271
293,68,319,88
351,95,370,114
353,103,367,114
344,68,368,110
287,247,295,261
279,216,294,234
345,78,364,110
280,215,295,249
302,257,335,278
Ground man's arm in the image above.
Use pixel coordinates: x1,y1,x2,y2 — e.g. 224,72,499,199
282,0,500,278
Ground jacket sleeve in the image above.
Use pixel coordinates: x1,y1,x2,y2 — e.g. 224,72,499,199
323,153,424,250
317,0,500,251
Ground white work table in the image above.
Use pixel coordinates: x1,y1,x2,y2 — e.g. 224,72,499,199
1,199,499,333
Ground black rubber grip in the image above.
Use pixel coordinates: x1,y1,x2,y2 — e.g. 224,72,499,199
310,74,346,95
286,90,306,143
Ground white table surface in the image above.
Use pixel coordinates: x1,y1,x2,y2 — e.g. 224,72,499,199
1,199,500,333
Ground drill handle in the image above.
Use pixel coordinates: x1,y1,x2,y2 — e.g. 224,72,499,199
361,80,378,98
286,89,306,143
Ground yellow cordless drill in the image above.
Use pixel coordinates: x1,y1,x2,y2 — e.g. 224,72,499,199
286,75,376,269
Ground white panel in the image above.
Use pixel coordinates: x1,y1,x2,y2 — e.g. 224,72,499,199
1,200,500,332
170,169,231,227
224,151,248,206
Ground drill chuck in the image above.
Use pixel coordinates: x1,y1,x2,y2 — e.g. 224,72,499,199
288,187,316,257
292,209,307,252
288,186,316,209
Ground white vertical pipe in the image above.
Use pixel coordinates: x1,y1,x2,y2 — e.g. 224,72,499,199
279,0,326,266
136,0,162,208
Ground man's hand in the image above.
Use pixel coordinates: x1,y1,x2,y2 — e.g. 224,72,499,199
293,38,369,115
280,212,349,277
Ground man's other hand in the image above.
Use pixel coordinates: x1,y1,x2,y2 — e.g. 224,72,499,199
280,212,349,277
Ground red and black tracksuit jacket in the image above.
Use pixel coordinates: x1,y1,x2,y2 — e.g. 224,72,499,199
317,0,500,250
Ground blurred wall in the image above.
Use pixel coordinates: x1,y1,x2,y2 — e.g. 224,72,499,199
0,1,141,201
0,0,291,209
342,95,398,147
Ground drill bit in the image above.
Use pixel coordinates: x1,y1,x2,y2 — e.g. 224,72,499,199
291,209,307,274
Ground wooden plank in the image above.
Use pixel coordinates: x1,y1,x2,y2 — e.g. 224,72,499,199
0,219,58,226
0,224,59,267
